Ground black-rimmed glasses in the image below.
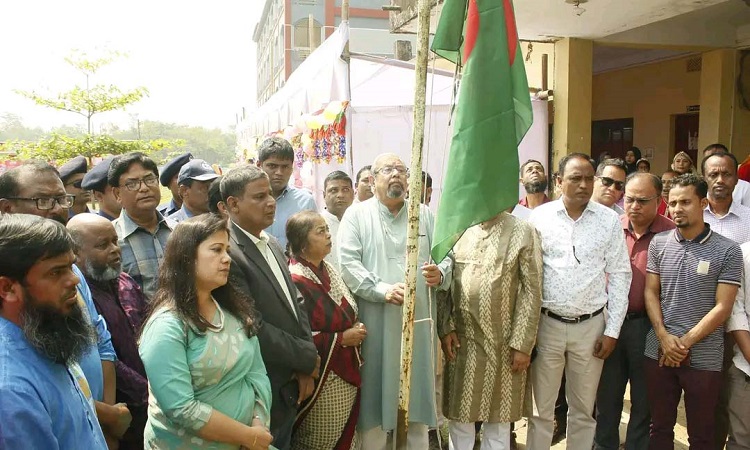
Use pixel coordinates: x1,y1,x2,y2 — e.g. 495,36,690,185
122,174,159,191
4,195,75,210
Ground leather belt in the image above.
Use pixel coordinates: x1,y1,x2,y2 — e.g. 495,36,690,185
541,307,604,324
625,311,647,320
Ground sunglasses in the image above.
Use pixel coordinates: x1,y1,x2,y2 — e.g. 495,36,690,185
598,176,624,191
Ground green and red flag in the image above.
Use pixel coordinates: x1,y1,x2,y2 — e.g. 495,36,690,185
430,0,533,262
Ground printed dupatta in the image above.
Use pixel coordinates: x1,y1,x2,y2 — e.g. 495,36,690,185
289,258,362,388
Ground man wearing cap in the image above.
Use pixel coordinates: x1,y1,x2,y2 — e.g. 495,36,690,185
257,137,316,250
59,155,93,218
167,159,219,223
81,157,121,221
157,152,192,217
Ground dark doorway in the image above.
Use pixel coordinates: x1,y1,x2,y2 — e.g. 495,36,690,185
591,118,634,162
672,113,700,163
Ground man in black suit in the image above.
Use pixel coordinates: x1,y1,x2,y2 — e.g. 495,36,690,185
220,165,319,450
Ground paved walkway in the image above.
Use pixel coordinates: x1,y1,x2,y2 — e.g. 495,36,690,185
514,384,690,449
430,384,693,449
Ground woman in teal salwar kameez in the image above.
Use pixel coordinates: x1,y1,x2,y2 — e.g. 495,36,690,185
139,214,274,450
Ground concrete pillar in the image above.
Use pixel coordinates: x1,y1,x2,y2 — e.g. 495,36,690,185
553,38,593,172
698,49,735,153
731,50,750,164
394,40,413,61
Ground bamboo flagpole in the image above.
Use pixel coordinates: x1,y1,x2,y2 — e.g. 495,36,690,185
396,0,432,443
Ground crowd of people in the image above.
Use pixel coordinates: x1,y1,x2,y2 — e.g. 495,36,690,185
0,137,749,450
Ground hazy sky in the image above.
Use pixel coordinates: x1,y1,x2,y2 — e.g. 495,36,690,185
0,0,261,131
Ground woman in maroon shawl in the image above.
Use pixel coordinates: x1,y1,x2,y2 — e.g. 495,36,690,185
286,211,367,450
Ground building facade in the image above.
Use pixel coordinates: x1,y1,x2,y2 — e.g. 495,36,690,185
254,0,398,106
385,0,750,175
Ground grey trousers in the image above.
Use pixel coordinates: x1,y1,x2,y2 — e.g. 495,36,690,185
594,316,651,450
727,364,750,450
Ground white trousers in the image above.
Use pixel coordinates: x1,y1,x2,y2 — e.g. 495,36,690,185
436,370,446,427
359,423,429,450
448,422,511,450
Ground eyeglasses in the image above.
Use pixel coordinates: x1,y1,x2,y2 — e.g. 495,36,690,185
597,176,624,191
624,195,659,206
122,174,159,191
375,166,409,177
4,195,75,210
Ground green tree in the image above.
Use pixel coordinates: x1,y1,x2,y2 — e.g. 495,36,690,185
113,120,237,165
16,50,148,135
8,50,180,163
0,113,45,141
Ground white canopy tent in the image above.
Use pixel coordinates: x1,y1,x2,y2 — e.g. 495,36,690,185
236,23,549,209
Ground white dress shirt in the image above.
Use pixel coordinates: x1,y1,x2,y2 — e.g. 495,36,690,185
321,209,341,268
234,223,297,319
733,179,750,208
529,200,633,338
728,241,750,377
704,200,750,244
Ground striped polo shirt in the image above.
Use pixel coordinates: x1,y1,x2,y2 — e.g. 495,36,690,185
644,224,743,371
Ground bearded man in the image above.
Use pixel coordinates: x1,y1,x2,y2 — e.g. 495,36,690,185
0,214,108,448
337,153,452,449
519,159,550,209
68,213,149,450
0,161,127,446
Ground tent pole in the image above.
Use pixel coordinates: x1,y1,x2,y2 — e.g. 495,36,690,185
396,0,431,443
341,0,354,176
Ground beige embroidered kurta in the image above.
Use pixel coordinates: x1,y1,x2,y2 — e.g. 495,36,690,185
437,212,543,423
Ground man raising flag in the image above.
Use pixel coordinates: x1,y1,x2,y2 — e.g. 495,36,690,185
431,0,533,262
